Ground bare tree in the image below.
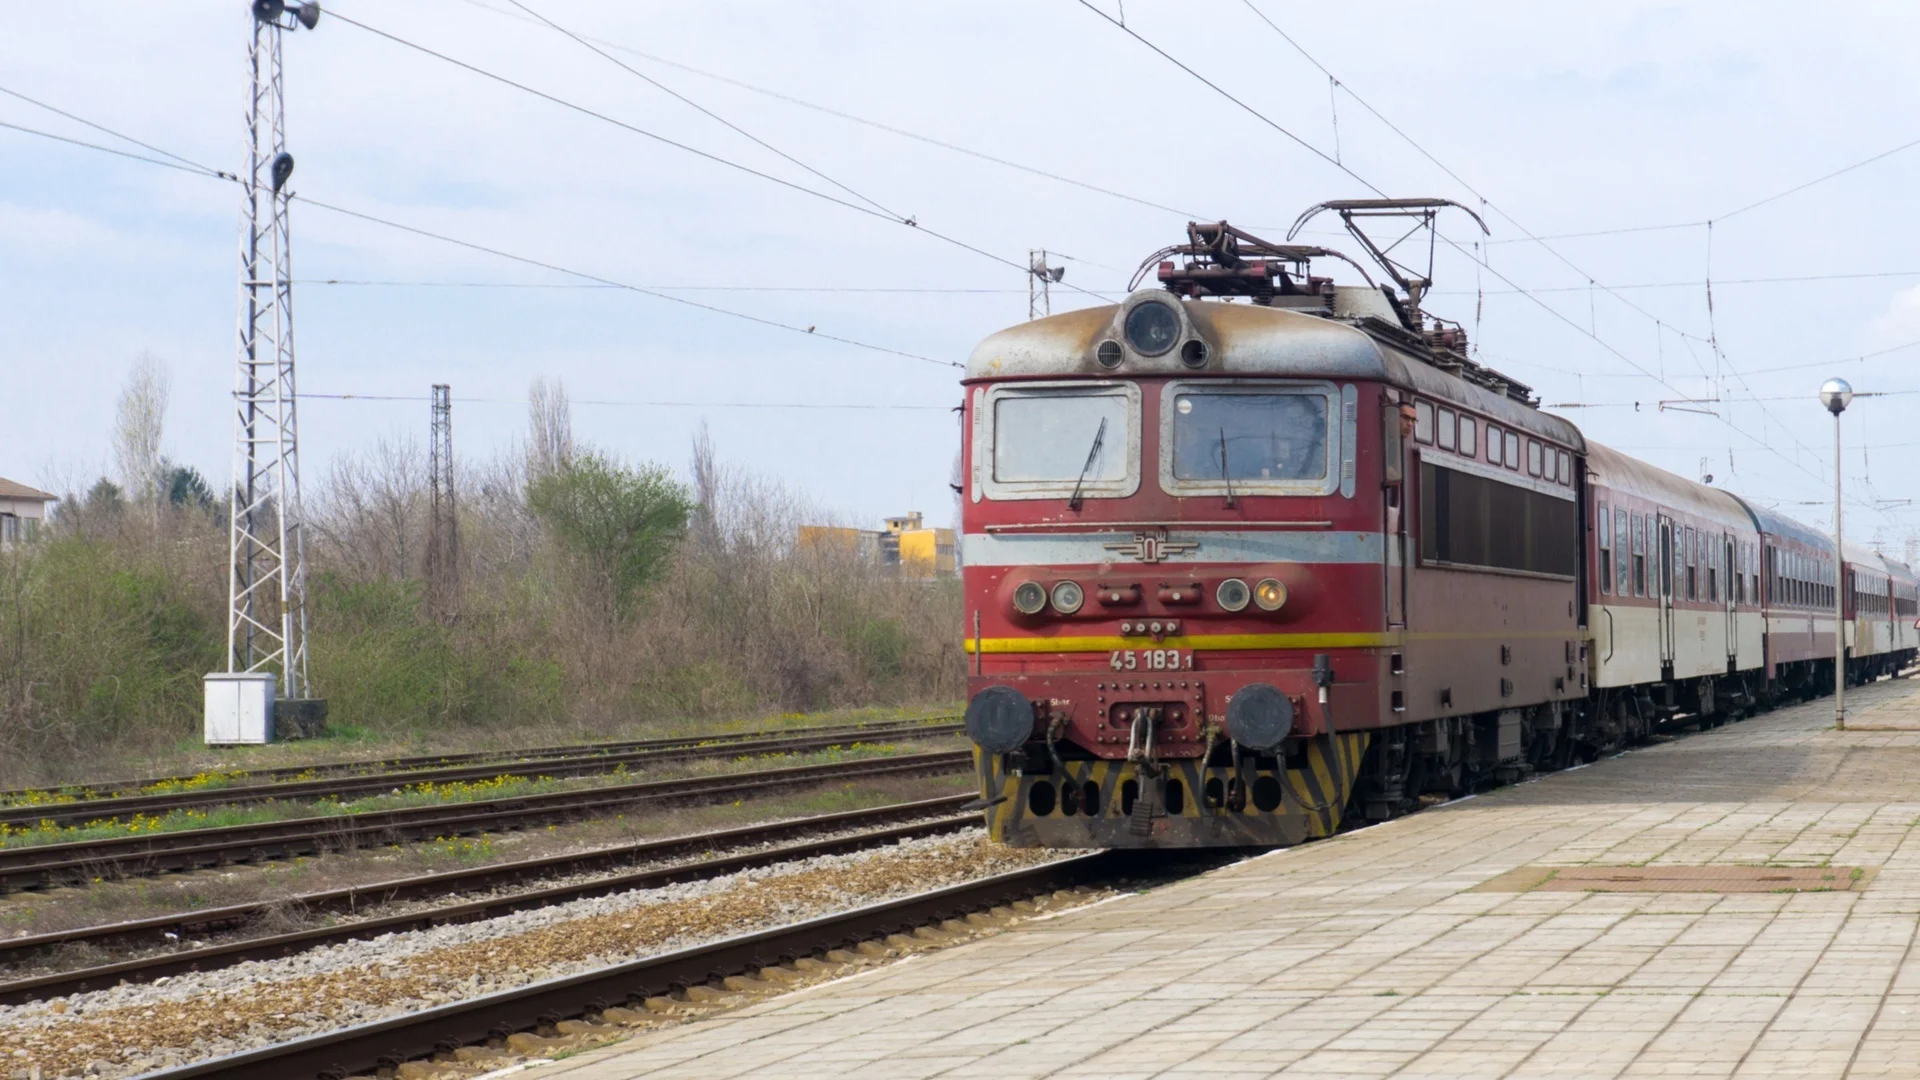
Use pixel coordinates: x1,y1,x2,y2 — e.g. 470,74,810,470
527,377,573,480
311,435,427,582
690,422,720,551
112,354,170,505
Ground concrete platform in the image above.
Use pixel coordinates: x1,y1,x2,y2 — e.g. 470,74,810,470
532,676,1920,1079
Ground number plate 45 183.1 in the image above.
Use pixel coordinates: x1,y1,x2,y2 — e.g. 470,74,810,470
1109,649,1192,672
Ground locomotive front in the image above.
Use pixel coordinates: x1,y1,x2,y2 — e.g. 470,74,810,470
961,236,1423,848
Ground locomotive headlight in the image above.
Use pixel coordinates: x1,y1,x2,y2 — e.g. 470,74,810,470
1216,578,1251,612
1012,580,1048,615
1050,580,1085,614
1124,300,1180,356
1253,578,1288,611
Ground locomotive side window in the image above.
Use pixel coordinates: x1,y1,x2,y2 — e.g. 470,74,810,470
1598,504,1612,594
1437,408,1457,450
1460,417,1476,456
1557,450,1572,484
1485,424,1502,464
1505,431,1521,470
980,382,1141,501
1158,382,1336,496
1417,461,1577,577
1414,401,1435,444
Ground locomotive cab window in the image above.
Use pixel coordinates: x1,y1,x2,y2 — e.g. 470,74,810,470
979,381,1141,501
1158,381,1337,497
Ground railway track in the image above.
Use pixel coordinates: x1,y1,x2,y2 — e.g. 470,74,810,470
0,750,972,892
139,851,1122,1080
0,717,963,829
0,796,980,1004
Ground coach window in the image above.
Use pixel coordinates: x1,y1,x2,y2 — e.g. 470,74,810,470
1159,381,1336,497
1460,417,1477,457
983,382,1141,501
1683,527,1697,601
1414,401,1435,444
1505,431,1521,470
1616,508,1631,595
1437,408,1457,451
1631,512,1647,596
1598,504,1613,594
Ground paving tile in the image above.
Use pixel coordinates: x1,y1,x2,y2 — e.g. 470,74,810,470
535,676,1920,1080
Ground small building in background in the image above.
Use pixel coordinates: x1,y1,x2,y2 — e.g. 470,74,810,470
0,477,54,548
798,511,956,579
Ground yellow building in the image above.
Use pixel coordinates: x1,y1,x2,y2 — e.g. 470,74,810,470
799,512,955,578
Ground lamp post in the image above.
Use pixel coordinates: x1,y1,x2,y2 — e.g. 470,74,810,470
1821,377,1854,728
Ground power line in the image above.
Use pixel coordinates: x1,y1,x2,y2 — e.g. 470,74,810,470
1433,268,1920,295
0,87,234,178
326,9,1114,305
1093,5,1900,526
445,0,1204,222
296,279,1034,294
296,195,962,368
1481,136,1920,245
500,0,899,220
0,118,226,180
0,90,960,370
1228,0,1904,521
300,391,948,411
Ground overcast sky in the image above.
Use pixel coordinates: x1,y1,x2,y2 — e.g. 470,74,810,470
4,1,1917,552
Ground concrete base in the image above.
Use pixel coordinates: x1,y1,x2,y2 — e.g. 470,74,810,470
277,698,329,740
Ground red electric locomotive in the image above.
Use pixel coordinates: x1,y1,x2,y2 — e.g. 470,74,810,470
959,202,1912,850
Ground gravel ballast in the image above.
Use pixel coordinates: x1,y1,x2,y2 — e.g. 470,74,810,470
0,830,1059,1079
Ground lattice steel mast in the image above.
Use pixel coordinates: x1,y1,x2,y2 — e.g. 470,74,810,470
227,0,319,698
1028,249,1063,320
425,383,459,618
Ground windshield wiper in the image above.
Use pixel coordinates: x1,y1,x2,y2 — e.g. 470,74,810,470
1067,416,1109,511
1219,427,1237,509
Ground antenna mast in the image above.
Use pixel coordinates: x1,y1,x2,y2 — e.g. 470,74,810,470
226,0,320,700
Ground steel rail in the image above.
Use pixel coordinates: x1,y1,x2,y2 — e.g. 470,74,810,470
139,852,1120,1080
0,808,981,1004
0,715,959,811
0,794,975,964
0,751,973,892
0,723,963,829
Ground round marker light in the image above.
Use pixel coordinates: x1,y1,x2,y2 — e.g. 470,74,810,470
1124,300,1180,356
1253,578,1288,611
1216,578,1251,612
1095,340,1124,368
1050,580,1085,614
1012,580,1047,615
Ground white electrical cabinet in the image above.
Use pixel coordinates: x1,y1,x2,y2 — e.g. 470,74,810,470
204,672,276,745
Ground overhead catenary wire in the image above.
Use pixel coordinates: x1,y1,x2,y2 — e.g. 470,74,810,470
500,0,901,220
300,392,949,411
443,0,1205,222
1090,4,1902,526
1233,0,1900,487
0,90,960,370
325,8,1115,305
1232,0,1915,522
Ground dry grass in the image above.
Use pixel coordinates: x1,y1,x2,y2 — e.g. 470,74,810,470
0,429,964,790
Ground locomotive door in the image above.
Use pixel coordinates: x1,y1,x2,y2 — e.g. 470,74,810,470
1657,515,1677,673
